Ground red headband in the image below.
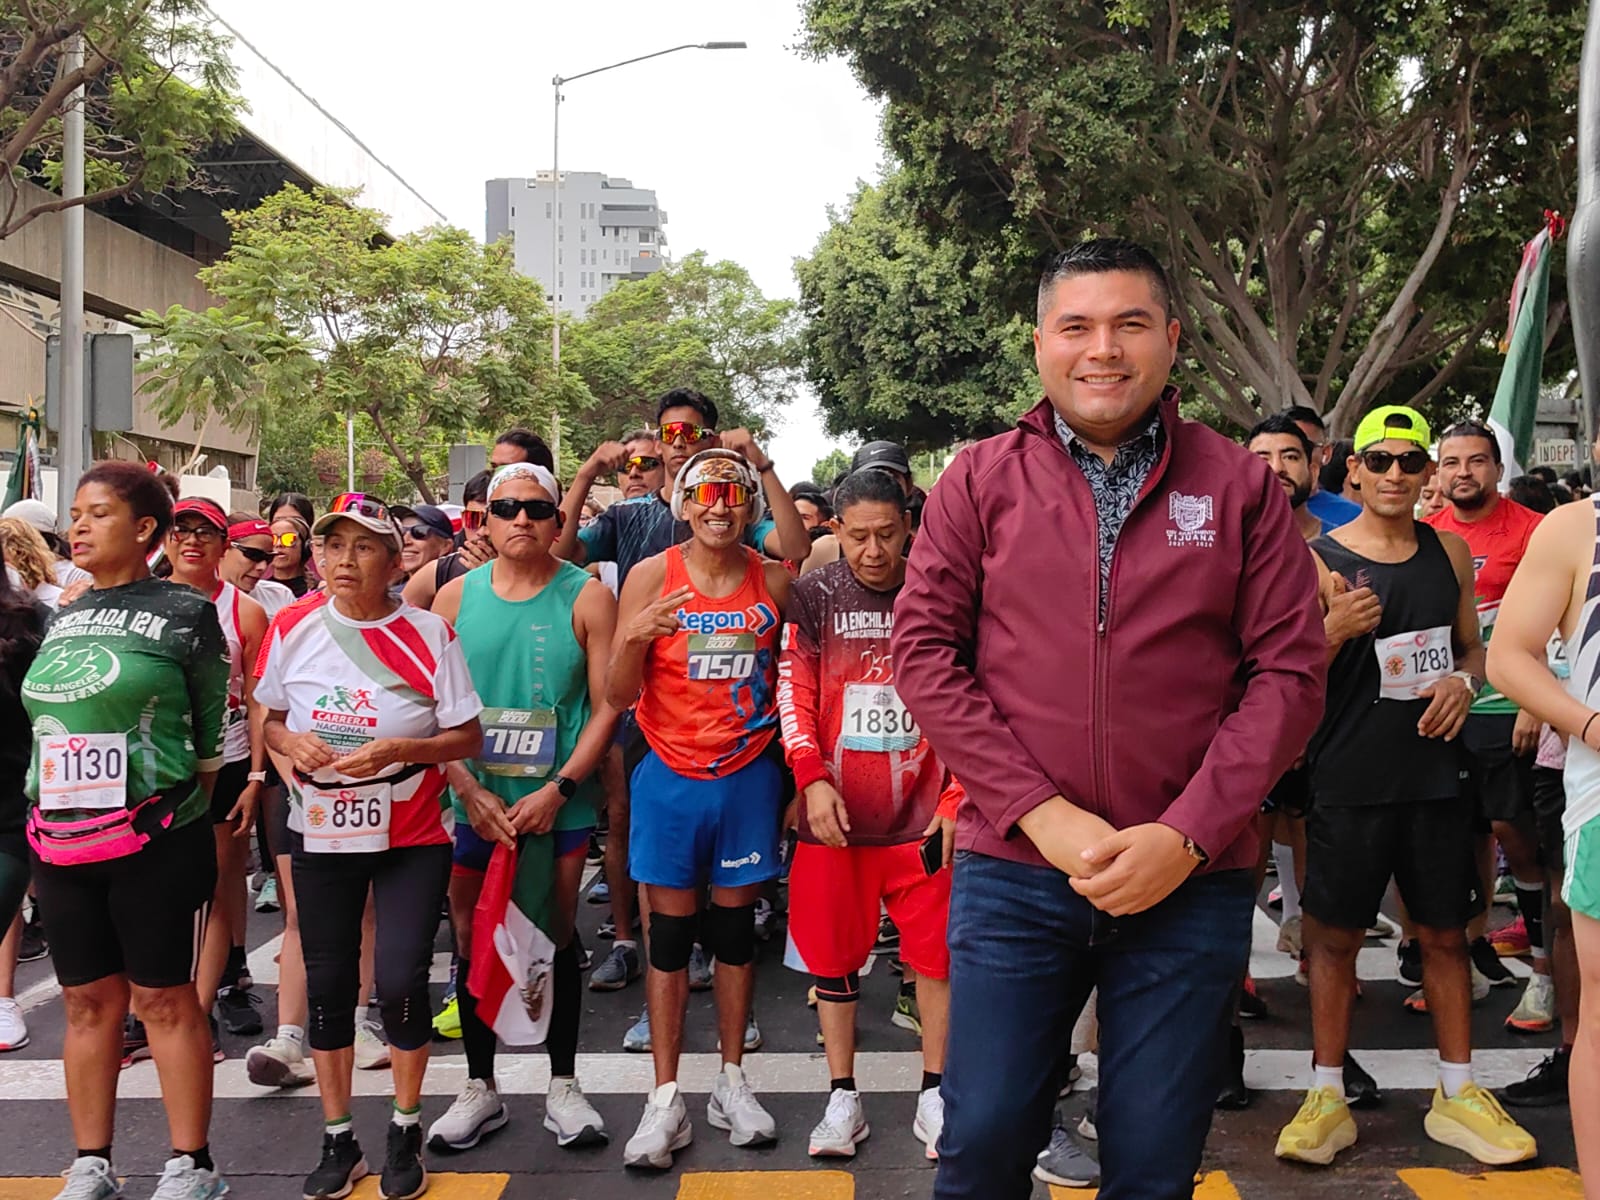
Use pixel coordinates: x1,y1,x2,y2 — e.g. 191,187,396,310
228,519,271,540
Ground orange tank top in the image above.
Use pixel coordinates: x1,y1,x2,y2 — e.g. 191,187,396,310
635,545,781,779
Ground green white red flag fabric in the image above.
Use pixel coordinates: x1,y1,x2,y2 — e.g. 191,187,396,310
2,408,43,510
1487,225,1553,481
466,840,555,1046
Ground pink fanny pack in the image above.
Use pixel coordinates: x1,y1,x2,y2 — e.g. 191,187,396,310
27,786,187,866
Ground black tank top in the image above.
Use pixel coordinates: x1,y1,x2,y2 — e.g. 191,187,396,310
1308,522,1464,806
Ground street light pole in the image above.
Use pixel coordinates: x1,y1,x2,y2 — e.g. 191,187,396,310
547,40,746,470
58,33,86,521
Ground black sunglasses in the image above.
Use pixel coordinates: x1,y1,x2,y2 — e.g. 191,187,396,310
230,542,274,564
488,497,559,522
403,523,445,542
1359,449,1430,476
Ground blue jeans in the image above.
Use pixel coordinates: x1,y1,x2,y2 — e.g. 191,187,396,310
934,852,1254,1200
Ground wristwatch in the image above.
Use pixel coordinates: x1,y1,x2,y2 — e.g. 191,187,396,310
1449,669,1482,694
246,771,268,783
552,774,577,800
1183,836,1209,865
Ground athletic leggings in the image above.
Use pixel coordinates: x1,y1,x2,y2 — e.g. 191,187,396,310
0,844,27,932
290,835,451,1053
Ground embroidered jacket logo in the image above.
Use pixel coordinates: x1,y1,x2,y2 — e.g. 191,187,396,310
1167,493,1217,547
676,603,778,638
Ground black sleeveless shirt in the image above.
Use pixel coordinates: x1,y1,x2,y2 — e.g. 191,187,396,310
1307,522,1465,807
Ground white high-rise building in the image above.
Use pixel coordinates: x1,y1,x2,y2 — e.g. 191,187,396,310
485,172,667,318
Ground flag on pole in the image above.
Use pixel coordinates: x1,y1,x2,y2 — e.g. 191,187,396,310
466,839,556,1046
2,408,44,510
1487,225,1554,481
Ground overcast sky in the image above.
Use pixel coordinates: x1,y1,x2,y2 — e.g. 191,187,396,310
208,0,887,479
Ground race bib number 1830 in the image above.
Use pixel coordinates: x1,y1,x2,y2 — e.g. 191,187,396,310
841,683,920,752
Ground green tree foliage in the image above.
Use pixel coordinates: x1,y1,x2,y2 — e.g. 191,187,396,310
810,447,852,488
139,186,558,502
560,251,802,457
796,176,1037,449
0,0,240,241
802,0,1582,435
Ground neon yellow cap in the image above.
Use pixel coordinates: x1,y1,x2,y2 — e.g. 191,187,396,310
1353,405,1432,453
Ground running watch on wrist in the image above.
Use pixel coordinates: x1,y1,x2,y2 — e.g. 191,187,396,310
1449,669,1482,694
246,771,268,783
552,774,577,800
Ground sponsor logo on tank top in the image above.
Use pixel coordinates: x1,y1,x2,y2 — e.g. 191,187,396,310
676,602,778,638
1167,493,1217,548
23,642,123,703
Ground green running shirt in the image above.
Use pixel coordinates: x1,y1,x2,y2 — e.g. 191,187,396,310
453,560,600,831
22,577,228,830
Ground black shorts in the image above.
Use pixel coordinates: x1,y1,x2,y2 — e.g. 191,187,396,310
265,783,293,863
210,759,252,824
1531,765,1567,874
1302,797,1484,932
1266,764,1310,817
31,815,217,989
1461,713,1535,825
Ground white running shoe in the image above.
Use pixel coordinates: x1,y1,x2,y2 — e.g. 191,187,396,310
545,1076,608,1147
0,996,30,1051
427,1078,509,1152
254,876,280,913
353,1020,390,1070
708,1062,777,1147
147,1155,228,1199
913,1086,944,1160
53,1156,122,1200
244,1035,314,1089
623,1082,693,1169
1276,915,1303,957
1506,973,1556,1033
808,1088,870,1157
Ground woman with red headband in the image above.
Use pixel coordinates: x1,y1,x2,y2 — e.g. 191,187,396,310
223,515,296,619
164,499,271,1052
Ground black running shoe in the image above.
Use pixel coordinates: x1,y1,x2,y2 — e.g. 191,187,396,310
1470,937,1516,987
18,913,47,963
380,1122,426,1200
1215,1025,1252,1110
1344,1053,1382,1109
304,1131,369,1199
1396,939,1423,988
218,986,264,1036
1500,1046,1571,1108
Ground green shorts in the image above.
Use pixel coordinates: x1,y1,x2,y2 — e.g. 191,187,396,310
1562,817,1600,921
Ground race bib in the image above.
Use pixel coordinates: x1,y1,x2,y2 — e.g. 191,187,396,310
1548,632,1570,680
301,781,391,853
38,732,127,811
841,682,920,752
687,633,757,682
478,707,557,778
1375,626,1454,701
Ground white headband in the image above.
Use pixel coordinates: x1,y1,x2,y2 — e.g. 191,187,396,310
488,463,561,503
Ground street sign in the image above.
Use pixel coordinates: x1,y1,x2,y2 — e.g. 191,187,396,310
44,333,134,433
1535,438,1578,468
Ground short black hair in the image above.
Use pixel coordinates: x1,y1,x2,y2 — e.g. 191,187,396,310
834,465,910,517
1508,475,1555,514
1246,413,1316,459
265,491,315,525
494,429,555,471
463,469,492,506
1529,466,1559,485
1038,238,1173,323
1282,406,1327,435
655,387,719,430
1321,438,1356,494
790,481,833,520
78,460,175,543
1438,420,1501,465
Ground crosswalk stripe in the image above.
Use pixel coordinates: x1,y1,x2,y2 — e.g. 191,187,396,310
1246,908,1531,982
1397,1166,1584,1197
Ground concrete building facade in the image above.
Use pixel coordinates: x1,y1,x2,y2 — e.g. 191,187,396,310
485,172,666,318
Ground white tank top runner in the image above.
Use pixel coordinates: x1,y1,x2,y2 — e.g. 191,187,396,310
1562,496,1600,834
214,580,250,764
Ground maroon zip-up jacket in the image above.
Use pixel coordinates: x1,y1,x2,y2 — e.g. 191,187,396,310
891,394,1326,874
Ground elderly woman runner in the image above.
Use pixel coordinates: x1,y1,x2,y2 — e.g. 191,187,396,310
255,492,483,1200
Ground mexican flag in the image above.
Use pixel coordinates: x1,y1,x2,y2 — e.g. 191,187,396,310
2,408,43,510
466,840,556,1046
1487,225,1553,481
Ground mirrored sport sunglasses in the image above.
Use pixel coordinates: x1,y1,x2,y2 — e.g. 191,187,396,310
270,531,301,548
684,481,751,508
327,492,391,522
488,497,559,522
656,421,714,447
461,508,486,533
1359,449,1430,476
624,455,662,472
230,542,274,564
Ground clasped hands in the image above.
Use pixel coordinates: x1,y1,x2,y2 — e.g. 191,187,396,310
1018,796,1199,917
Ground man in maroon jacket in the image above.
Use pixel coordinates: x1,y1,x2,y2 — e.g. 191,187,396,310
891,239,1327,1199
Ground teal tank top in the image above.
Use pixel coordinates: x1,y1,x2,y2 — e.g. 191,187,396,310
451,559,599,831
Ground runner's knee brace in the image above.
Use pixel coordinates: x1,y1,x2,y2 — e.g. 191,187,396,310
703,902,757,967
647,911,698,973
813,972,861,1004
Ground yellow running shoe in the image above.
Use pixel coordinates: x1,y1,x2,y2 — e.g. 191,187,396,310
1423,1082,1538,1164
1274,1086,1357,1165
432,995,462,1040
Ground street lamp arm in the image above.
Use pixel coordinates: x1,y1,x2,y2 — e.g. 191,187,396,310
554,40,746,86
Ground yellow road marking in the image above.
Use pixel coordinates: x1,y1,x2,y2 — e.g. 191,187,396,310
0,1181,66,1200
678,1170,855,1199
1398,1166,1585,1198
350,1173,509,1199
1050,1170,1240,1199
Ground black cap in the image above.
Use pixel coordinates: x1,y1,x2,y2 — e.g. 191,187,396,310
392,504,454,540
851,440,912,477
